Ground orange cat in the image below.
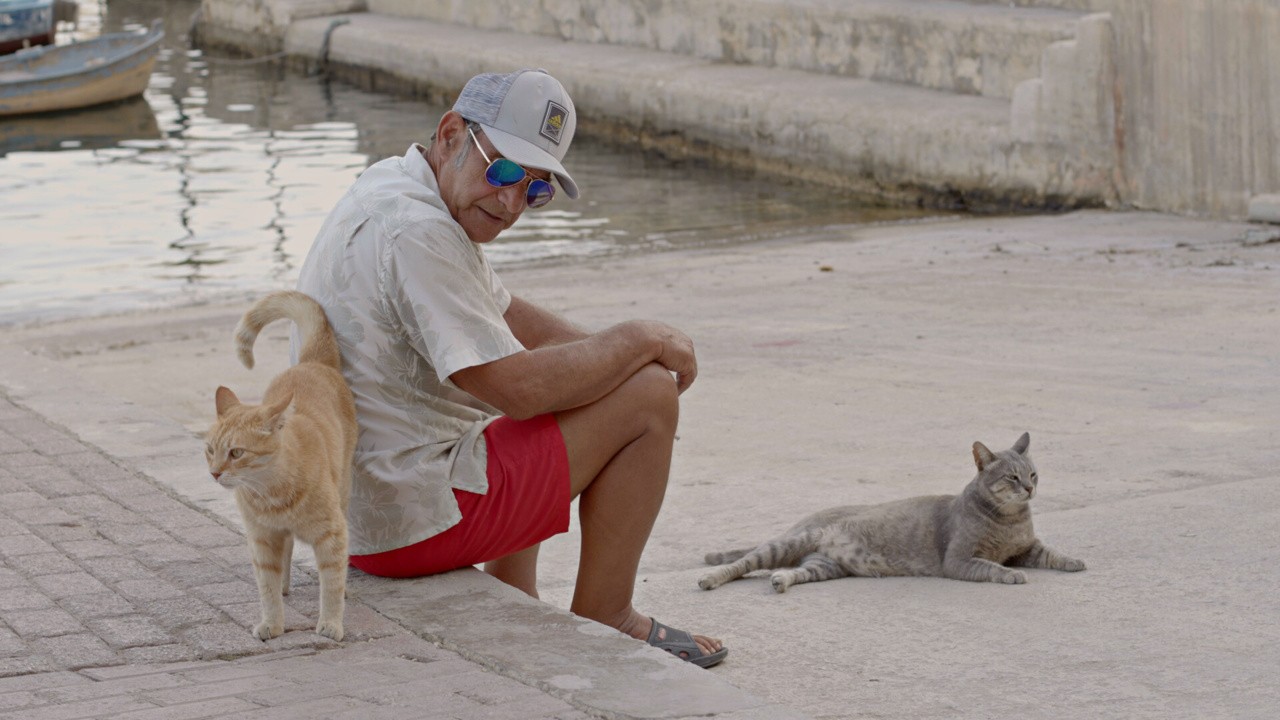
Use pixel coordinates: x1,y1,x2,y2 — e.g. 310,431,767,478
206,291,357,641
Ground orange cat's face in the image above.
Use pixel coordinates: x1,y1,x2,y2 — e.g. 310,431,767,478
208,386,287,493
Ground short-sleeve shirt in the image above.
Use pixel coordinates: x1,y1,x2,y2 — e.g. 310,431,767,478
294,145,525,555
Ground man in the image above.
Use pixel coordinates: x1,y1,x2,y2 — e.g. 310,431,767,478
295,68,726,667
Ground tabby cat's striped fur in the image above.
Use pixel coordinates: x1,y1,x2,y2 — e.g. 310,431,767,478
699,433,1085,593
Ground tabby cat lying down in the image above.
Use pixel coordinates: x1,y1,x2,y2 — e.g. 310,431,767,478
699,433,1085,593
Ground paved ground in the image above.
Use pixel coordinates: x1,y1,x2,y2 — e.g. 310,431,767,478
0,397,594,719
3,210,1280,719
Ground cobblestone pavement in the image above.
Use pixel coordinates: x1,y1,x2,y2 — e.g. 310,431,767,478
0,396,587,719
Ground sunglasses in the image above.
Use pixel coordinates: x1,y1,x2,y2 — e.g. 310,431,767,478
466,124,555,209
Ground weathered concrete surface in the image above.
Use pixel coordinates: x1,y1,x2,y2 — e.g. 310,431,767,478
5,210,1279,718
198,0,1116,211
196,0,1280,220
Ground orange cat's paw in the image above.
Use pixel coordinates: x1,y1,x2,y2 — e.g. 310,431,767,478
316,620,344,642
252,622,283,640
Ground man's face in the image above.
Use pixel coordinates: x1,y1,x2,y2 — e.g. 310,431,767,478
434,114,553,244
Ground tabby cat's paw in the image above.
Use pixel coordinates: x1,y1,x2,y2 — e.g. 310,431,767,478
315,620,344,642
697,575,721,591
999,570,1028,585
252,622,283,640
769,572,792,593
1062,558,1087,572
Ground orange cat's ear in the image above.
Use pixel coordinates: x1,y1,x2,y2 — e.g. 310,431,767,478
263,394,293,432
215,386,240,417
972,441,997,470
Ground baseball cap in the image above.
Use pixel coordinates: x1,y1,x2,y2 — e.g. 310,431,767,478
452,68,580,199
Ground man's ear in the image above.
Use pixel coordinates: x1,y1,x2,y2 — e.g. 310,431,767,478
436,111,466,152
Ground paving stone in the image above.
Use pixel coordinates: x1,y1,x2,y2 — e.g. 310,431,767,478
23,467,90,499
0,627,26,658
0,431,29,455
56,496,136,524
111,493,191,517
0,690,37,712
56,540,124,561
27,522,98,544
121,644,202,666
14,505,80,527
56,452,125,481
0,518,25,536
112,696,261,720
0,533,57,558
33,669,190,704
191,580,258,606
141,672,293,706
115,578,186,603
87,616,175,650
154,561,237,589
4,607,86,639
94,523,172,547
137,597,226,631
0,491,50,514
156,522,242,551
33,633,120,670
0,655,56,679
56,593,137,621
80,660,224,681
0,452,49,468
134,543,208,570
0,586,55,612
3,553,82,578
0,693,157,720
180,623,270,661
81,556,159,585
31,572,111,600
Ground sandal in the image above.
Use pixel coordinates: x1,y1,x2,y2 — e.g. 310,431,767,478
646,617,728,668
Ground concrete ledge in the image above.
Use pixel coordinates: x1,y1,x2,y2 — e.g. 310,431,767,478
275,12,1108,211
1248,194,1280,224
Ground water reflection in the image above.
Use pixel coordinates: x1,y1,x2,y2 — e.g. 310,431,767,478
0,0,933,327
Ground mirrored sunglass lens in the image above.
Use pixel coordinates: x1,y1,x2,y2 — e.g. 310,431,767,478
526,180,554,208
485,158,526,187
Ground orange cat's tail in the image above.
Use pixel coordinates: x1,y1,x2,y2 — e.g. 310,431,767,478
234,291,342,371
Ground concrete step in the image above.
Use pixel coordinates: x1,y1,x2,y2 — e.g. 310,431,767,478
963,0,1100,10
279,12,1108,210
366,0,1086,100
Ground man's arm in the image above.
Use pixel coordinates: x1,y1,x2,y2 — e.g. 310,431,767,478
450,317,696,420
503,294,589,349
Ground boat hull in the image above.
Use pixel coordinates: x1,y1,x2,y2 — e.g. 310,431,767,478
0,23,162,116
0,0,54,55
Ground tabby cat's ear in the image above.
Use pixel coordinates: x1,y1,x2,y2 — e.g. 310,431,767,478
215,386,240,417
972,441,998,470
1012,432,1030,455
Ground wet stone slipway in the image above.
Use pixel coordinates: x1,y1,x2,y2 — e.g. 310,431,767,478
0,397,589,719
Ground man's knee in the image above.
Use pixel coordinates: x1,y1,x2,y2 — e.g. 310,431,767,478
625,363,679,428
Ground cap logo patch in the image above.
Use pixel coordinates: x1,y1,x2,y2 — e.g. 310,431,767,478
540,101,567,145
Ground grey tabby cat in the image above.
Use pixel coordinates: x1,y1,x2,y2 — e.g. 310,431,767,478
699,433,1085,593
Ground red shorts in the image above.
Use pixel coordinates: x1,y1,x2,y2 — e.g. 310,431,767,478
348,414,571,578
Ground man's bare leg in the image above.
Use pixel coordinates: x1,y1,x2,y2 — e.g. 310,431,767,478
554,363,721,656
484,545,540,599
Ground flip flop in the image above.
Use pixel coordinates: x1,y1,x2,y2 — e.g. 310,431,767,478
646,617,728,668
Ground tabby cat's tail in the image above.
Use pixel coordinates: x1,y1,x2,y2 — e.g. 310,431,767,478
235,291,342,372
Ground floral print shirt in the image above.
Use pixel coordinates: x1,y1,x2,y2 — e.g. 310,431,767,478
294,145,524,555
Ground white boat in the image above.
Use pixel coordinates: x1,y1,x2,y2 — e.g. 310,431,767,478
0,21,163,117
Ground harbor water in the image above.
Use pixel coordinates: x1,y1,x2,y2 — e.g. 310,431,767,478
0,0,933,327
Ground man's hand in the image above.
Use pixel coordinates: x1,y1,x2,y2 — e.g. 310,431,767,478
631,320,697,394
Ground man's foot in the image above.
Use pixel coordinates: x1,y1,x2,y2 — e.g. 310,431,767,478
644,618,728,668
